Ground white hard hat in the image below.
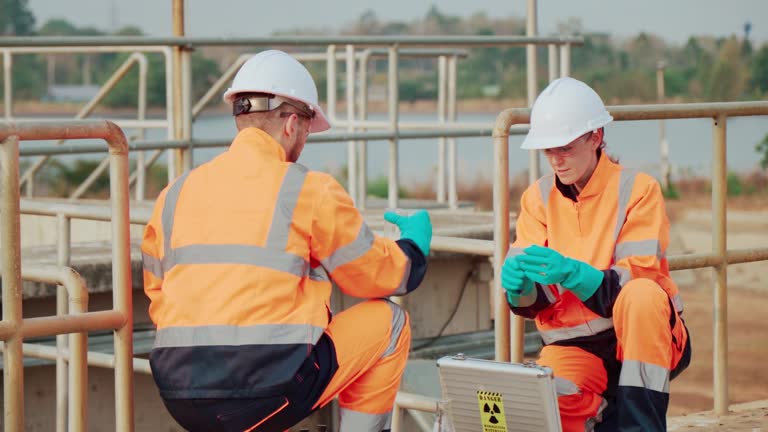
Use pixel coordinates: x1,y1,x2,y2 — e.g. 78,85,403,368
223,50,331,133
521,77,613,150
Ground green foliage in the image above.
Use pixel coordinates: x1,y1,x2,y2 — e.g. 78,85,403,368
48,159,110,196
727,172,744,196
751,46,768,95
5,7,768,106
367,176,408,198
662,184,680,200
756,133,768,170
0,0,35,35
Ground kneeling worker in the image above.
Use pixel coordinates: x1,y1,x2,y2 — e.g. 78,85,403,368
142,49,432,432
502,77,691,431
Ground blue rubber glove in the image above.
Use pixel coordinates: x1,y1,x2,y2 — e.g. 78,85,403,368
516,245,604,301
501,255,535,307
384,209,432,256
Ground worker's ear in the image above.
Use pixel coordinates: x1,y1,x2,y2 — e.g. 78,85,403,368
282,113,300,138
590,128,604,150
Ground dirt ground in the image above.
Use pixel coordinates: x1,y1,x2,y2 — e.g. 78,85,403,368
664,199,768,429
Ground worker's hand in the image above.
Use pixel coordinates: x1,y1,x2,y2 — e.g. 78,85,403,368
501,256,535,307
517,245,603,301
384,209,432,256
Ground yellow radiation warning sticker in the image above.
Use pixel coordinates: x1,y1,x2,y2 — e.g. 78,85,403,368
477,390,508,432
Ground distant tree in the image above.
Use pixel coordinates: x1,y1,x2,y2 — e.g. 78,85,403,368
38,18,78,35
757,133,768,170
750,45,768,95
708,37,748,101
0,0,35,35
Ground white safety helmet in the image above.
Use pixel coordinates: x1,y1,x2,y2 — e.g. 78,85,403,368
521,77,613,150
222,50,331,133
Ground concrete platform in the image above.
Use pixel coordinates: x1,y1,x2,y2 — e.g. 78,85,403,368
668,399,768,430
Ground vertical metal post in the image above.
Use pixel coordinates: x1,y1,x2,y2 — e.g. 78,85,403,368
388,45,400,209
447,55,458,210
68,278,88,432
136,54,148,200
559,43,571,77
657,62,670,190
391,404,403,432
712,114,729,415
492,125,511,363
181,47,193,171
56,214,71,432
1,135,24,432
436,55,447,204
109,143,134,432
172,0,187,176
357,50,370,209
345,45,357,204
526,0,540,184
326,45,337,123
547,44,559,82
164,48,176,183
4,51,13,119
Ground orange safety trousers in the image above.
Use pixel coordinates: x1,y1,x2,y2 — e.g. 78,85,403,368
313,298,412,432
537,279,689,432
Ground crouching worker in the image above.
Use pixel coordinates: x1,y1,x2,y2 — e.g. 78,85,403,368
142,49,432,432
501,77,691,431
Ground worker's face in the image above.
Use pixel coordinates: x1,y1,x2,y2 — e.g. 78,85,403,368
543,130,602,186
281,112,311,163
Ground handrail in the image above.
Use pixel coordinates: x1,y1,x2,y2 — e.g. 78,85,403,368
0,120,134,432
0,35,584,48
492,100,768,416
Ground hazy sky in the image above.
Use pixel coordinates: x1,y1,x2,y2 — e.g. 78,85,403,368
25,0,768,44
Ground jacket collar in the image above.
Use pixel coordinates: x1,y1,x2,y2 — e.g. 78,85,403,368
229,127,287,162
555,151,620,201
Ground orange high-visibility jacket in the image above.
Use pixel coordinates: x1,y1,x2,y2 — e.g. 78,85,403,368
508,153,683,346
142,128,417,399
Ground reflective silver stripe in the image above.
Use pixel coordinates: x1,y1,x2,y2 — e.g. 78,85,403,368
142,252,163,279
309,265,331,282
517,289,538,307
672,293,684,313
539,317,614,345
383,300,407,357
265,164,308,249
613,169,637,243
585,398,609,432
619,359,670,393
541,284,558,304
165,244,308,277
506,246,525,258
536,174,554,206
153,323,325,348
610,266,632,287
340,407,391,432
391,258,412,296
555,283,566,295
320,224,375,272
615,239,660,261
161,172,191,259
554,376,580,396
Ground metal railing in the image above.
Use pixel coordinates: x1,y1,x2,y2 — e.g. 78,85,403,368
1,35,582,210
491,101,768,416
1,46,175,200
0,120,134,432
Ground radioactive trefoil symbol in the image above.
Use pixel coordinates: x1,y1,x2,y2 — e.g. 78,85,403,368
483,402,502,424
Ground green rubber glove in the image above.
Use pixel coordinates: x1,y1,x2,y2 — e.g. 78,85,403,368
501,255,535,307
516,245,604,301
384,209,432,256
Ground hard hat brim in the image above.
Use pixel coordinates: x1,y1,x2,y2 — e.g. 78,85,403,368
223,88,331,133
520,114,613,150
